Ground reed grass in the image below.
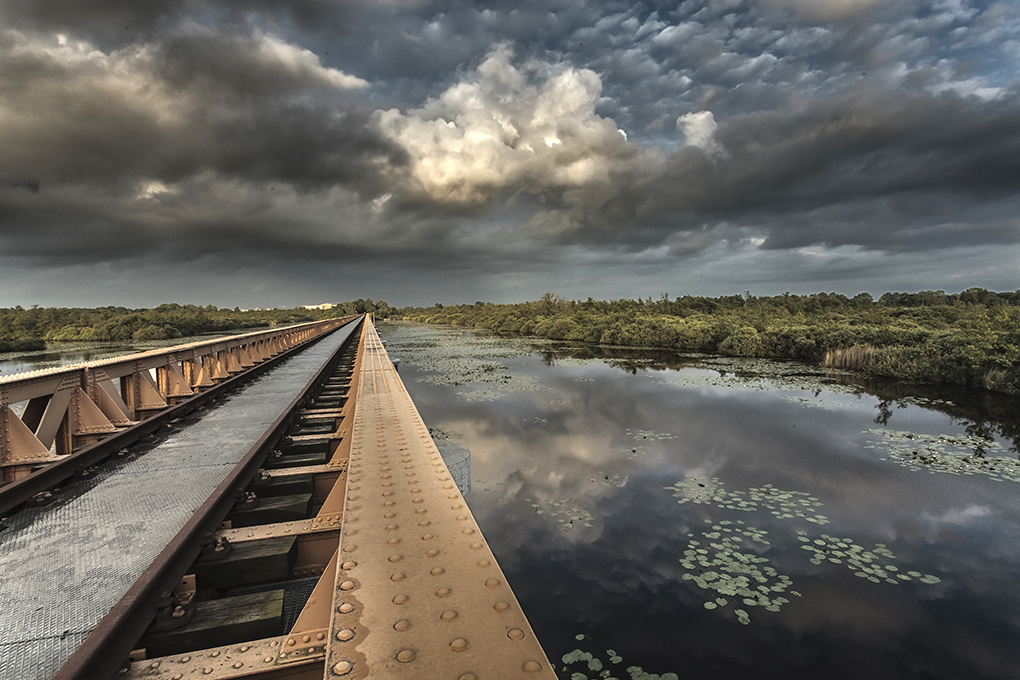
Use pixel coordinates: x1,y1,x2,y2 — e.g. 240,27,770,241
823,345,876,371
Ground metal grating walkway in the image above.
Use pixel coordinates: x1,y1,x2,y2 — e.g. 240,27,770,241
0,322,359,680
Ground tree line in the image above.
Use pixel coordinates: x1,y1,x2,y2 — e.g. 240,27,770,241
393,289,1020,396
0,300,390,351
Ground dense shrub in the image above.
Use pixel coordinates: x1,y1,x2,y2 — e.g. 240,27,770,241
395,289,1020,395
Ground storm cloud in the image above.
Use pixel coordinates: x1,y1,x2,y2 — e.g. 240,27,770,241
0,0,1018,306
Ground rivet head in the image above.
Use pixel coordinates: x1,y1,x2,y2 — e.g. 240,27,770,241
181,656,191,662
393,594,409,604
458,675,477,680
384,501,395,507
342,561,357,570
302,635,311,643
418,520,431,527
456,515,467,521
416,508,427,514
450,638,468,652
427,549,439,557
436,588,451,597
337,628,355,641
317,632,326,641
431,567,445,576
422,533,434,540
233,662,244,669
441,610,458,621
263,657,273,663
486,579,500,588
340,580,356,591
343,544,358,552
470,543,482,550
203,669,213,675
388,537,401,545
523,661,542,673
287,639,297,646
389,554,403,562
494,601,510,612
332,661,353,675
478,560,490,568
394,619,411,631
396,649,416,663
391,572,406,581
463,529,475,535
508,628,525,641
384,512,396,519
239,646,249,652
339,602,355,613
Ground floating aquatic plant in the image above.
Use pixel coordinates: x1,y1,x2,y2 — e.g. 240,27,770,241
374,323,545,401
562,637,676,680
625,428,677,441
616,444,648,460
866,429,1019,483
590,472,627,489
796,532,942,585
523,497,595,529
679,521,797,624
664,477,830,524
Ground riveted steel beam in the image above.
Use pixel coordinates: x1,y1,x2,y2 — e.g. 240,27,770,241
326,319,556,680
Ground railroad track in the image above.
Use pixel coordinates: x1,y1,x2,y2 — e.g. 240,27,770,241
0,317,555,680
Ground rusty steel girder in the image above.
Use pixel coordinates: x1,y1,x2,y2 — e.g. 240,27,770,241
0,319,353,483
114,318,555,680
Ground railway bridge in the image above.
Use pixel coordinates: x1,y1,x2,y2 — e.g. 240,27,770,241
0,316,555,680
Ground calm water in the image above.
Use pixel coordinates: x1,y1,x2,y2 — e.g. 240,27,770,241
377,321,1020,680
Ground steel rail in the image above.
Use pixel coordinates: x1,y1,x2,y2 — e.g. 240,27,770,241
0,319,357,518
51,316,364,680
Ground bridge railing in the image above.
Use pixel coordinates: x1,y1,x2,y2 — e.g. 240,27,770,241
0,317,356,482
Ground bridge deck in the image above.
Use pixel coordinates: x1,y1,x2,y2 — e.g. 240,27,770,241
0,323,360,680
326,321,555,678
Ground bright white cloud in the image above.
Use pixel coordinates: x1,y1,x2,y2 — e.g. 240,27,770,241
373,43,634,206
676,110,721,154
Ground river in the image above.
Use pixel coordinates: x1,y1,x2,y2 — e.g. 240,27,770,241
376,321,1020,680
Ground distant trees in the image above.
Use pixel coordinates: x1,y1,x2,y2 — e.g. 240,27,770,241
0,303,341,345
394,288,1020,396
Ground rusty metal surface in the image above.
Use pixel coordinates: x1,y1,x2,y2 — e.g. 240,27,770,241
0,322,361,680
326,319,555,679
0,320,332,390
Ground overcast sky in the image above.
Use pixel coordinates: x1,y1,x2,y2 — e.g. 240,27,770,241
1,0,1018,308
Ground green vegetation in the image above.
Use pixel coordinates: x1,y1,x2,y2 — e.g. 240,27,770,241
396,289,1020,395
0,300,390,347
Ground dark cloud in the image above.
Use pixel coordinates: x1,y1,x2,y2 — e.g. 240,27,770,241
0,0,1017,305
